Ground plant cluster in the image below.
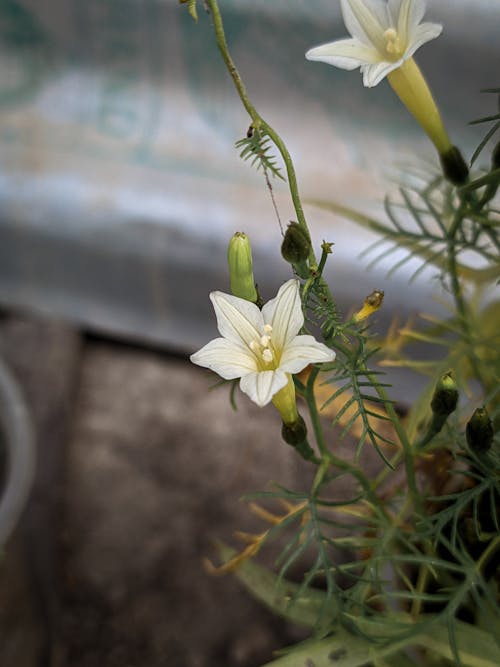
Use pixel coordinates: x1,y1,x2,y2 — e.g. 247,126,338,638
183,1,499,665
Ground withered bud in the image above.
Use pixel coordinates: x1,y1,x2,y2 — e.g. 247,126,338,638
353,290,384,322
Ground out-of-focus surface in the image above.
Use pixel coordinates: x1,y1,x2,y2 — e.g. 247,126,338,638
0,0,498,352
0,312,310,667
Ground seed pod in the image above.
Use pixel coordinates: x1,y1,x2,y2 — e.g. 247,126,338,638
227,232,258,302
466,407,494,454
281,415,318,461
439,146,469,185
431,371,459,417
281,414,307,447
281,222,311,265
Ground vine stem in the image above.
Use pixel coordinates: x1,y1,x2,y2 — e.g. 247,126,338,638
447,201,489,391
206,0,419,517
205,0,317,266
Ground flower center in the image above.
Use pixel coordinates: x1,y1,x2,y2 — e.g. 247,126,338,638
249,324,276,369
383,28,403,59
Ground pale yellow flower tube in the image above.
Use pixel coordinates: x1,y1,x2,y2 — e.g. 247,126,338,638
387,57,452,156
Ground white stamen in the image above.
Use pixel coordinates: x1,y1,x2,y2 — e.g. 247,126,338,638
263,324,273,333
262,349,273,363
260,335,271,347
249,340,260,353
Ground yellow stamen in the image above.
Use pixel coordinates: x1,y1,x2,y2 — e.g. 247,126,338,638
383,28,403,59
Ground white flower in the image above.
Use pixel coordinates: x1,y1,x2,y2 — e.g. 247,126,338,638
306,0,442,88
191,279,336,407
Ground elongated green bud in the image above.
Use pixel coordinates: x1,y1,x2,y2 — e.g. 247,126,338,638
439,146,469,186
431,371,459,417
466,407,494,454
227,232,258,302
281,222,311,264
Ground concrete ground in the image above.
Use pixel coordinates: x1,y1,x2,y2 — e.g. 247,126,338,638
0,314,313,667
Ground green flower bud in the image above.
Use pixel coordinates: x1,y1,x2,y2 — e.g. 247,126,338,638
439,146,469,186
227,232,258,302
466,407,494,454
431,371,459,417
281,222,311,265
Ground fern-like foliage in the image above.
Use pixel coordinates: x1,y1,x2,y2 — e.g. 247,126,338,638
235,128,285,180
361,177,500,286
470,88,500,166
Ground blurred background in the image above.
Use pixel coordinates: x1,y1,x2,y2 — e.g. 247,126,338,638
0,1,498,666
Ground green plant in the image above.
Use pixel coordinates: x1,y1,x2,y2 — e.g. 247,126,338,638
184,1,500,665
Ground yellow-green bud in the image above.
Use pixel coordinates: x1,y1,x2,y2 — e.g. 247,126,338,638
431,371,459,417
227,232,258,302
466,407,494,454
439,146,469,186
281,222,311,265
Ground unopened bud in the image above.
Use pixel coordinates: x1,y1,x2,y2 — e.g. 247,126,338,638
439,146,469,186
227,232,258,302
431,371,459,417
281,222,311,265
353,290,384,322
466,407,494,454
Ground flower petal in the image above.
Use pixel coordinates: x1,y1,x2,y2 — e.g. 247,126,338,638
239,370,288,407
390,0,426,46
210,291,263,347
340,0,388,51
262,279,303,351
280,336,336,374
190,337,257,379
361,59,401,87
306,37,380,70
405,21,443,58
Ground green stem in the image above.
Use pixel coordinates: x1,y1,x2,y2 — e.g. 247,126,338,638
476,535,500,574
205,0,317,265
305,366,328,458
447,203,488,390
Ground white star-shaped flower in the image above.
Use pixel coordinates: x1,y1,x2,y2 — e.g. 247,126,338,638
306,0,442,88
191,279,336,407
